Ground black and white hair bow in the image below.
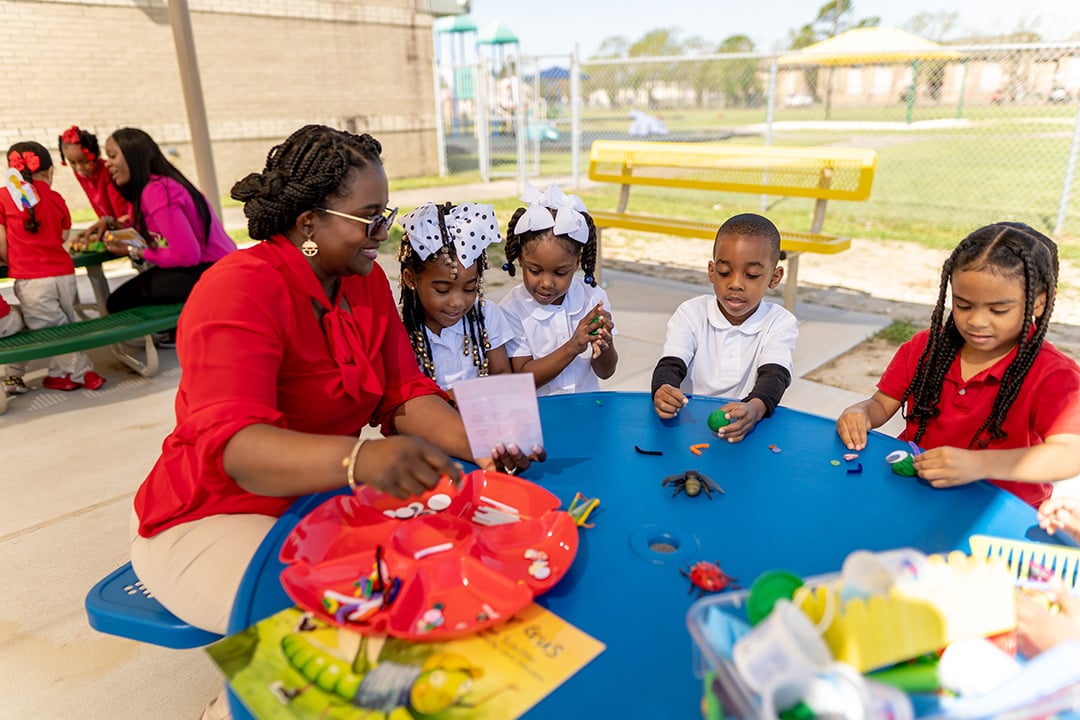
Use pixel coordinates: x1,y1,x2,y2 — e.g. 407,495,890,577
399,202,502,268
513,183,589,244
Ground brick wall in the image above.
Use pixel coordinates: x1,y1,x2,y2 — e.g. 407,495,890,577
0,0,438,211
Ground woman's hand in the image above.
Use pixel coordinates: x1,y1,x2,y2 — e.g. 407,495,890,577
482,442,546,475
355,436,462,500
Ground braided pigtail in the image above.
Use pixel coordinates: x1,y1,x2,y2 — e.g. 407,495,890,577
502,207,529,277
902,254,963,444
579,211,599,287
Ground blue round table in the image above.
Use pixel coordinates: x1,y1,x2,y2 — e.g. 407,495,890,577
229,391,1048,718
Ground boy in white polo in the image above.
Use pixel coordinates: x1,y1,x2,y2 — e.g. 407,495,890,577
651,213,797,442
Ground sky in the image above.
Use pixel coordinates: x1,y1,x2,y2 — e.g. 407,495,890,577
454,0,1080,63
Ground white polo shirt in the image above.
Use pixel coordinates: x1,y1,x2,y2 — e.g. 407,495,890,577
426,301,514,391
499,277,615,396
660,295,797,400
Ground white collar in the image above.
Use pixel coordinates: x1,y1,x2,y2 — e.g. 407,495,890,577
521,277,587,321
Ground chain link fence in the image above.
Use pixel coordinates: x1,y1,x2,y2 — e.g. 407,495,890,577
437,43,1080,244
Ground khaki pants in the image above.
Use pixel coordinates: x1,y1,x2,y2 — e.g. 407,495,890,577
130,508,277,635
8,275,94,381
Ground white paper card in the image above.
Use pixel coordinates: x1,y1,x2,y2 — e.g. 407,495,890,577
453,374,544,461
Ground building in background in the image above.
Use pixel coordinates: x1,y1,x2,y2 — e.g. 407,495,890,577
0,0,452,211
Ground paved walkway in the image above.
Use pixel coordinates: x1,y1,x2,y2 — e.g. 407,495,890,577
0,175,926,719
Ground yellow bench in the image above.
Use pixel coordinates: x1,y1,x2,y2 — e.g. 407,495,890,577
587,141,878,311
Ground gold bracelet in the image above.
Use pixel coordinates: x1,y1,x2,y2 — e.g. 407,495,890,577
342,437,366,492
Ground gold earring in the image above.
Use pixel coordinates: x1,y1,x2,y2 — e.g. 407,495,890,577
301,231,318,257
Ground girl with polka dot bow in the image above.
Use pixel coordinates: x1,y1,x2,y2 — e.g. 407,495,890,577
398,201,513,403
499,183,618,396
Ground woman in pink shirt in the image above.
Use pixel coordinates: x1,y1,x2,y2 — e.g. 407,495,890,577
101,127,236,315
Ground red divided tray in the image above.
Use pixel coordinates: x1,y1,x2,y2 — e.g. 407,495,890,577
279,469,578,640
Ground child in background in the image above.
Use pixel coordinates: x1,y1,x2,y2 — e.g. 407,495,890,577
0,297,26,392
652,213,797,442
499,184,617,396
836,222,1080,508
398,201,512,400
0,142,105,392
58,125,130,248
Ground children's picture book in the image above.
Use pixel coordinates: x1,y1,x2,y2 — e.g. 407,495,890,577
453,374,544,461
207,602,604,720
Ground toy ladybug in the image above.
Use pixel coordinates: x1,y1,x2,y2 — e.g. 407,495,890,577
680,560,739,597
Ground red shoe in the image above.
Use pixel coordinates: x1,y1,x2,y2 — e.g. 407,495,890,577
81,371,106,390
42,374,82,391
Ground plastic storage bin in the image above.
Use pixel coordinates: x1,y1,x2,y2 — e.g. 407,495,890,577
687,553,1080,719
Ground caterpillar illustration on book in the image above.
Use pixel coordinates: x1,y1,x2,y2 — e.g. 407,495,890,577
271,613,515,716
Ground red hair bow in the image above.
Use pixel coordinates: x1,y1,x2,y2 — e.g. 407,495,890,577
7,151,41,174
61,126,82,145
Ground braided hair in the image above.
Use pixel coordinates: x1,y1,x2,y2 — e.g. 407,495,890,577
398,202,494,381
231,124,383,240
57,126,100,166
502,206,599,287
902,222,1058,448
109,127,212,246
6,141,54,233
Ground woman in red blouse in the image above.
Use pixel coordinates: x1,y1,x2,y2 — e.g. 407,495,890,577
130,125,541,636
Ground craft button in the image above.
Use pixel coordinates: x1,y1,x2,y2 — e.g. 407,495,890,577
427,493,452,511
394,506,416,519
383,510,397,518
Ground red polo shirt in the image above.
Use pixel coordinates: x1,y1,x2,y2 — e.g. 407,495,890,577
72,159,129,222
0,180,73,279
134,236,446,537
879,329,1080,507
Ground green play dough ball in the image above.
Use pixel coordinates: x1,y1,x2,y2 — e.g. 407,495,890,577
707,409,730,432
886,449,917,477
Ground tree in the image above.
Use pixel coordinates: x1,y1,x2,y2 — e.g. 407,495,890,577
627,28,683,109
716,35,762,108
682,35,724,108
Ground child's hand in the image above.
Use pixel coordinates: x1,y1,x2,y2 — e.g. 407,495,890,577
1038,495,1080,544
911,446,983,487
653,384,687,419
572,302,612,354
836,405,872,450
715,400,765,443
1016,578,1080,658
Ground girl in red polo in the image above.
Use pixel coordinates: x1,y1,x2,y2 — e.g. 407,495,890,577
836,222,1080,508
57,126,130,248
0,142,104,393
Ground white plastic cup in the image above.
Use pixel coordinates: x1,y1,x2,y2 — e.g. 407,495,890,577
799,666,914,720
840,548,930,601
938,637,1022,697
732,598,833,711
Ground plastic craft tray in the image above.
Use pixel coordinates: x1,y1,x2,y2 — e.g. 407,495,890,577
687,566,1080,719
279,469,578,640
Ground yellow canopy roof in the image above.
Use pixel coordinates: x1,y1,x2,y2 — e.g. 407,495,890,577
778,26,963,66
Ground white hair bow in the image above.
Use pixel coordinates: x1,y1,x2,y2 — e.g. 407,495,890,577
513,183,589,244
399,202,502,269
